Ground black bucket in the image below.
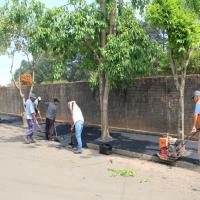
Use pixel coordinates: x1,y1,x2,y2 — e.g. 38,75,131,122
99,143,112,155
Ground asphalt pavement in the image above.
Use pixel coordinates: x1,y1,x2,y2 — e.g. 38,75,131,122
1,114,199,169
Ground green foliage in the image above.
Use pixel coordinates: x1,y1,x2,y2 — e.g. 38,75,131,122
14,57,54,84
34,1,159,88
187,49,200,74
61,61,89,82
14,54,89,83
0,0,161,86
108,168,137,177
0,0,46,57
131,0,150,13
185,0,200,15
102,6,159,87
147,0,200,68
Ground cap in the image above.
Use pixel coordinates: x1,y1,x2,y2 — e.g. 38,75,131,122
193,90,200,97
29,93,36,99
38,96,41,101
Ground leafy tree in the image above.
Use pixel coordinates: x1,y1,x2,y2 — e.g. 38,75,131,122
131,0,150,13
0,0,46,125
14,54,88,83
187,50,200,74
35,0,158,139
61,57,89,82
14,56,54,84
147,0,200,139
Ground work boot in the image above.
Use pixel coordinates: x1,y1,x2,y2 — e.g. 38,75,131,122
24,137,30,144
73,149,82,154
30,138,36,143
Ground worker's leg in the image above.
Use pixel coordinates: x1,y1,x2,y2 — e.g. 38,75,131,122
75,120,84,150
48,120,54,140
45,118,50,140
26,119,34,141
198,132,200,161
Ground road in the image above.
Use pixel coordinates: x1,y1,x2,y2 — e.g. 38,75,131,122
0,124,200,200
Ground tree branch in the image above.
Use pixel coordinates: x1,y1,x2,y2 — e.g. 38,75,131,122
82,38,102,64
169,49,180,90
10,51,25,108
182,49,193,78
109,0,116,35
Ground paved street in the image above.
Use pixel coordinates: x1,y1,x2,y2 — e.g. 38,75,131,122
0,124,200,200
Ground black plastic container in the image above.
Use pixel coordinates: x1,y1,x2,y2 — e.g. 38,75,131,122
99,143,112,155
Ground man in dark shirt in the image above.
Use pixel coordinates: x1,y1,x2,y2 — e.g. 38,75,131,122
45,98,59,140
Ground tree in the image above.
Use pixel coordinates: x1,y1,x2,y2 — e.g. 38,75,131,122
14,57,54,84
0,0,46,125
61,55,89,82
147,0,200,139
35,0,158,139
14,54,89,83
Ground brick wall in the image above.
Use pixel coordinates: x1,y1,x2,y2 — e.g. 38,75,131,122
1,75,200,135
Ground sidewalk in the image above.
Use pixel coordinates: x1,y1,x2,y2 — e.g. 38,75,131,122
1,123,200,200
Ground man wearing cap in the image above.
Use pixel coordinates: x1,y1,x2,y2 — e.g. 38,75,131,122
191,90,200,164
24,93,40,143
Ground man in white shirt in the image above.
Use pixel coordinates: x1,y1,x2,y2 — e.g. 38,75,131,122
68,101,84,153
24,93,39,143
34,96,42,121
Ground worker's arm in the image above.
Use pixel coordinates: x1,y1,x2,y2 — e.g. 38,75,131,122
37,110,43,121
70,123,75,131
192,114,198,132
32,113,40,128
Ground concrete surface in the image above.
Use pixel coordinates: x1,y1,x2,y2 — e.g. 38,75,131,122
0,124,200,200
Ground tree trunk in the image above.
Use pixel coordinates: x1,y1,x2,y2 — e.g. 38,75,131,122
21,96,27,128
100,73,110,139
179,86,185,140
10,51,27,127
99,0,110,139
98,0,116,139
29,60,35,95
179,51,192,139
100,0,106,48
169,48,192,139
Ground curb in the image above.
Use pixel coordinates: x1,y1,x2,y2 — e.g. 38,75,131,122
86,142,200,173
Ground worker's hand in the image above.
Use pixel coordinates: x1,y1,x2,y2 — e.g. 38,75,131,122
35,121,40,129
191,127,197,133
70,125,74,132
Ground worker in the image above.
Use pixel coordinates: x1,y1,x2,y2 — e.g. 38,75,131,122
191,90,200,164
24,93,40,144
68,101,84,154
45,98,60,140
34,96,42,121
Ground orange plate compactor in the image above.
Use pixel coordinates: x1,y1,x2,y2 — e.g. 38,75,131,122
157,131,199,162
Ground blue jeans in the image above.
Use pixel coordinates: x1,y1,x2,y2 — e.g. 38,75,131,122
26,119,36,140
75,120,84,150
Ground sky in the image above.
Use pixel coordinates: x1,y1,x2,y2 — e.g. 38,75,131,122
0,0,67,86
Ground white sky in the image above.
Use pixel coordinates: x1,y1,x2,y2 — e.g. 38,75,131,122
0,0,67,86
